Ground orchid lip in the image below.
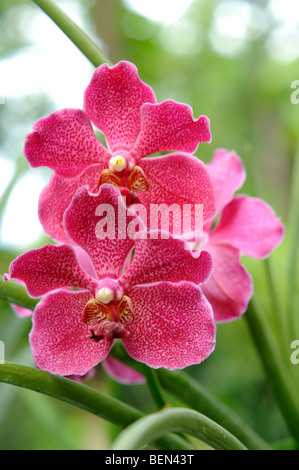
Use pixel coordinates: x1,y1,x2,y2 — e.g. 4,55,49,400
82,294,135,342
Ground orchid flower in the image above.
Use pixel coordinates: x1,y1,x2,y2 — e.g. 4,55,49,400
24,60,215,243
200,149,285,322
6,185,215,376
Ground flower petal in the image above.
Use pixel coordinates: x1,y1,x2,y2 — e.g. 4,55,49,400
8,244,97,298
119,235,212,290
138,153,216,230
206,149,246,214
30,290,112,376
38,163,105,243
84,61,156,152
201,242,253,323
122,282,216,370
211,196,285,258
102,357,145,385
132,100,211,161
11,304,33,318
64,185,144,279
24,109,110,178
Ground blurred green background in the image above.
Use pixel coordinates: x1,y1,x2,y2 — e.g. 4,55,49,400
0,0,298,449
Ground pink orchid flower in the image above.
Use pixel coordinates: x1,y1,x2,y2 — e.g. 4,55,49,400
199,149,285,323
9,281,144,385
24,60,215,243
6,184,215,376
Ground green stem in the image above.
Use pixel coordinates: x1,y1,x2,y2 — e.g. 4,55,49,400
0,362,194,450
156,369,272,450
0,285,276,450
0,276,39,310
111,408,247,450
32,0,112,67
246,299,299,442
110,342,271,450
263,258,288,350
287,141,299,338
142,364,167,410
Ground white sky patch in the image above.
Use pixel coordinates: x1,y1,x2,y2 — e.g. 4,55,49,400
0,156,14,198
0,1,93,108
123,0,194,25
1,170,49,248
267,0,299,62
0,1,94,248
269,0,299,30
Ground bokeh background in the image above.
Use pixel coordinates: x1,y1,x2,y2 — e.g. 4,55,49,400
0,0,298,449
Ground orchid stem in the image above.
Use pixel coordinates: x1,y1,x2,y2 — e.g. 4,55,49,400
246,299,299,443
0,362,194,450
0,276,38,311
287,140,299,339
110,342,271,450
111,408,247,450
32,0,112,67
142,364,167,410
263,258,288,351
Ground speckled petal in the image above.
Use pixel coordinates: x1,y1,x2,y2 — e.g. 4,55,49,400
30,289,113,376
8,244,97,298
38,163,105,243
64,185,144,279
132,100,211,161
138,153,216,231
119,234,212,290
24,109,110,178
122,282,216,370
211,196,285,258
84,61,156,152
206,149,246,214
202,242,253,323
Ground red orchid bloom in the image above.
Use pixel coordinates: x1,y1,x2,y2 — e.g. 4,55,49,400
200,149,285,322
24,60,215,243
6,185,215,376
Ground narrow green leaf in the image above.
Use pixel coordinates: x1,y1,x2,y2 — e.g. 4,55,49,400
246,300,299,443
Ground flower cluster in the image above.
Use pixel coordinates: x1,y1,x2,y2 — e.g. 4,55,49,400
6,61,284,379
